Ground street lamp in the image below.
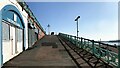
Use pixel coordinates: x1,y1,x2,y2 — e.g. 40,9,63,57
75,16,80,38
47,24,50,35
75,16,80,46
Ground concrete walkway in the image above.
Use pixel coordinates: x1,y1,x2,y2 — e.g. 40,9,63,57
2,35,77,68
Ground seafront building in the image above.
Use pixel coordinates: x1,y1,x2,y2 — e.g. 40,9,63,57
0,0,45,67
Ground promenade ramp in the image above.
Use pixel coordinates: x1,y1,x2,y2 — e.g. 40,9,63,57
2,35,113,68
2,35,77,68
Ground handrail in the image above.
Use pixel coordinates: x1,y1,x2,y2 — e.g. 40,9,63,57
59,33,119,67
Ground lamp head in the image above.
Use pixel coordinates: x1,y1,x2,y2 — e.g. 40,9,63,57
75,19,77,21
78,16,80,18
75,16,80,21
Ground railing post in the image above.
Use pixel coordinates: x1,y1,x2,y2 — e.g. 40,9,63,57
87,40,89,50
75,36,77,46
78,37,80,47
106,44,109,64
83,39,85,49
75,36,77,45
76,36,78,46
98,42,101,58
118,46,120,68
92,40,95,54
69,35,70,41
68,35,69,41
82,38,84,49
67,35,68,40
81,37,83,48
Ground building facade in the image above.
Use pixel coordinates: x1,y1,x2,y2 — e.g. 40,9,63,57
0,0,45,67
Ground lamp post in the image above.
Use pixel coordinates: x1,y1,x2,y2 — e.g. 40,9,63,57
75,16,80,38
47,24,50,35
75,16,80,46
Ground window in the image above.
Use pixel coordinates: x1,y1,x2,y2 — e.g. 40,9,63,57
3,11,14,20
14,13,17,22
17,29,23,42
2,22,10,41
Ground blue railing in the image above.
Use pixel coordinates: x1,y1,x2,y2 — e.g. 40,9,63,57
59,33,120,67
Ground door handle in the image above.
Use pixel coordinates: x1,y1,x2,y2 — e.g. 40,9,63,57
11,39,13,40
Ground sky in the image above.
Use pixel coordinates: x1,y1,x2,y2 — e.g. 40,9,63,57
26,2,118,41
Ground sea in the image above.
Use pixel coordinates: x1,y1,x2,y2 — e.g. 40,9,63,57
102,42,120,46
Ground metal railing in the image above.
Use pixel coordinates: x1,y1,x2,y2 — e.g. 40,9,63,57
59,33,120,67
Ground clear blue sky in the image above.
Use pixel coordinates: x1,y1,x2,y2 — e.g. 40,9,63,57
26,2,118,41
